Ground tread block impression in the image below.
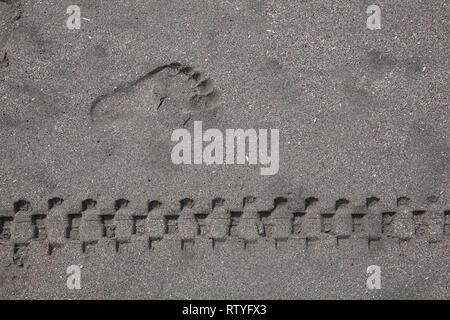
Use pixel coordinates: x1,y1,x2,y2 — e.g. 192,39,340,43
101,215,115,238
13,244,28,267
165,215,179,235
0,216,13,241
381,212,395,235
321,214,334,234
412,211,427,237
32,214,47,240
229,212,242,237
67,213,82,240
194,213,208,236
292,212,306,236
132,216,147,236
351,214,366,234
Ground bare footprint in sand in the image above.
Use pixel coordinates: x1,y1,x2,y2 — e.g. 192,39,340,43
87,62,220,178
90,62,219,129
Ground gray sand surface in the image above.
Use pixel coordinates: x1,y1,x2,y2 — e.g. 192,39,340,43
0,0,448,299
